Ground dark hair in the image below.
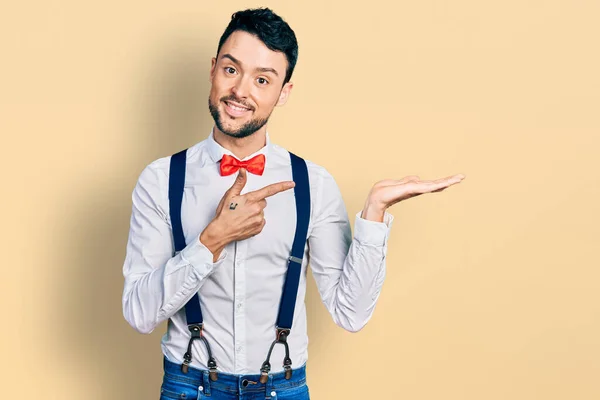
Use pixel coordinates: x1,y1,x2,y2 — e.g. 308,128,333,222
216,8,298,85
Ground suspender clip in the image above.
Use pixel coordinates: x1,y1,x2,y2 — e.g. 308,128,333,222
181,351,191,374
189,323,203,337
181,324,204,374
207,358,218,381
283,357,293,380
276,327,290,343
288,256,302,265
259,326,293,383
259,360,271,384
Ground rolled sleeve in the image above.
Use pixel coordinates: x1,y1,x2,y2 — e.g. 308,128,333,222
353,211,394,246
179,235,229,280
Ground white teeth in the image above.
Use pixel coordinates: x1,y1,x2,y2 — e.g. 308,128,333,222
227,102,249,112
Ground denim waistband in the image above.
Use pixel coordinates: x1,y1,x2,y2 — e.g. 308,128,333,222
162,357,307,395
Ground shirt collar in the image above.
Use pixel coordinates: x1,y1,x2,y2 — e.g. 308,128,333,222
206,127,272,164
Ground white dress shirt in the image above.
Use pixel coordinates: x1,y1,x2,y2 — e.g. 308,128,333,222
122,130,394,374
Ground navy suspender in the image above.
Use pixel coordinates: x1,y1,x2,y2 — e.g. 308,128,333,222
168,149,187,255
168,148,310,382
169,148,217,378
169,149,204,325
277,152,311,329
259,152,311,382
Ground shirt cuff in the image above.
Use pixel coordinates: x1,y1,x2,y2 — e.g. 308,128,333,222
179,234,228,279
353,211,394,246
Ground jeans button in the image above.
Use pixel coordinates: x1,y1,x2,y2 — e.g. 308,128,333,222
242,379,249,387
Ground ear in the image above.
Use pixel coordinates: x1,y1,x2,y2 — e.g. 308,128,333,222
276,81,294,107
209,57,217,83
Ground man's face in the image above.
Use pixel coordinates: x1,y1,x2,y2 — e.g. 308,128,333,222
209,30,293,139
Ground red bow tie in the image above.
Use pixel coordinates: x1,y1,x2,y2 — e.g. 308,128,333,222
219,154,266,176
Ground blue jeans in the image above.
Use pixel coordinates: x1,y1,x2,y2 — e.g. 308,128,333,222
160,357,311,400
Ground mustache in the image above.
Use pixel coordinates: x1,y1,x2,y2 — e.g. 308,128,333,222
221,95,254,111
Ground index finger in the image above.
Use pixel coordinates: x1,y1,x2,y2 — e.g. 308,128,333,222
245,181,296,201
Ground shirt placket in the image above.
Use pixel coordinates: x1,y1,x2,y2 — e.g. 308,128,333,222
233,238,248,373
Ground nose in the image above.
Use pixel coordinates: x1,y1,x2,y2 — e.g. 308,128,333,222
231,75,251,99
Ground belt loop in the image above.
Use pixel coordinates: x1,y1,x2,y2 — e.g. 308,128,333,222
202,370,211,396
264,373,272,400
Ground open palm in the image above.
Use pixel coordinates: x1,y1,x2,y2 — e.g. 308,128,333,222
369,174,466,209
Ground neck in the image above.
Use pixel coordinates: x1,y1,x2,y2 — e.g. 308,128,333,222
213,125,268,159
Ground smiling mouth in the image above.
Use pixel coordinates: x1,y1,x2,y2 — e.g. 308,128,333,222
224,101,252,112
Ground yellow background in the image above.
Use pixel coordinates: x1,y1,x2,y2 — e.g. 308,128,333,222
2,1,599,399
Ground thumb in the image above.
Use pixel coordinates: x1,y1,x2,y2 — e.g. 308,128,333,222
229,168,247,195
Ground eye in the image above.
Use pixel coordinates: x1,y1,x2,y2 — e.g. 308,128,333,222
224,67,237,75
257,77,269,85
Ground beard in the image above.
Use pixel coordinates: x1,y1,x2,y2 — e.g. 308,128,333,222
208,95,271,139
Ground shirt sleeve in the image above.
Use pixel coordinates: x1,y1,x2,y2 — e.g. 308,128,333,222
308,169,394,332
121,161,228,334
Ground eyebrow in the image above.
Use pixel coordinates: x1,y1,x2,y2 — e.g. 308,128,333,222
221,53,280,77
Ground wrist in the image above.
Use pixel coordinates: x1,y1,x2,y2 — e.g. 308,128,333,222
200,220,229,258
361,201,386,223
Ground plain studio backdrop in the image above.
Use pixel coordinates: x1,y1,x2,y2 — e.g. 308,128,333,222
1,1,599,399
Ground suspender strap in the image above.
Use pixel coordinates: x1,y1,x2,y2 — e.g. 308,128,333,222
168,148,204,326
260,151,311,383
276,151,311,330
169,149,187,254
168,148,216,379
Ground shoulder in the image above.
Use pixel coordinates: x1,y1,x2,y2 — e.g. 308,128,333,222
270,142,335,184
304,159,334,181
135,139,210,186
135,155,170,188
